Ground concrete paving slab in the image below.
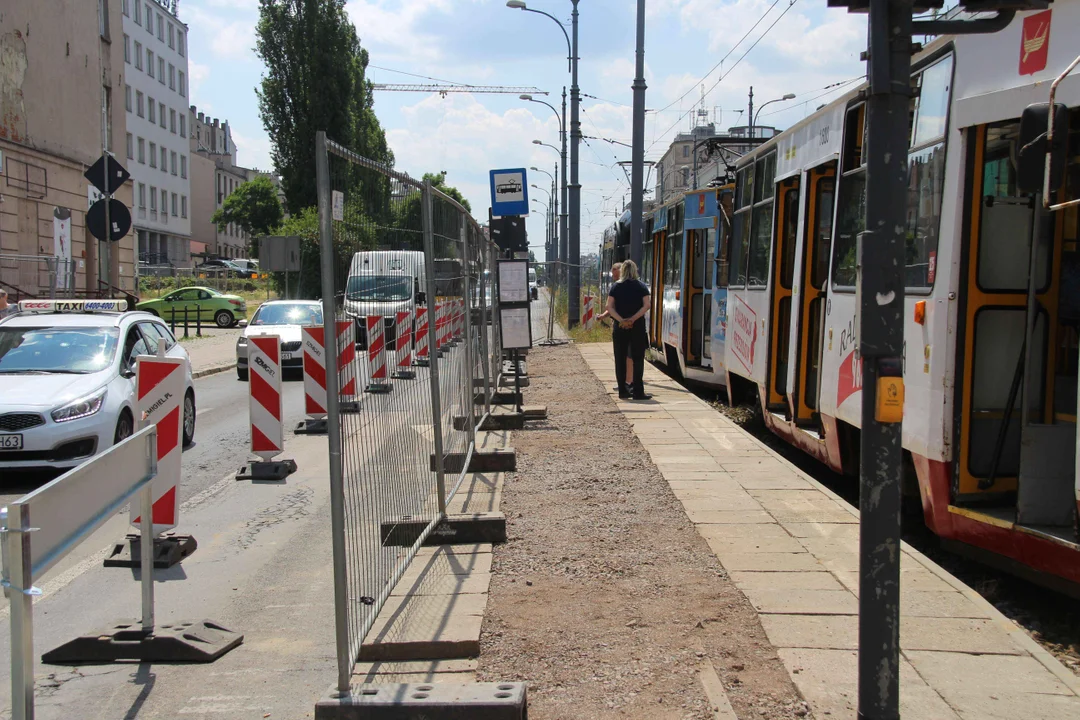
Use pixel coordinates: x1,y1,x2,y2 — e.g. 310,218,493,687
701,533,807,555
696,523,792,540
779,648,961,720
783,522,862,540
692,511,777,524
729,570,848,592
718,552,826,572
362,591,488,661
667,477,743,494
390,572,493,597
655,460,726,474
749,489,858,524
742,588,858,615
400,549,493,582
833,567,958,595
679,494,765,514
663,471,737,482
899,590,995,619
761,614,857,650
729,475,814,490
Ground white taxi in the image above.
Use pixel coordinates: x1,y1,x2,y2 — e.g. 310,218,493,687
0,299,196,471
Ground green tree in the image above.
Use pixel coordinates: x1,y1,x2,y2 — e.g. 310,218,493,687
211,177,284,244
270,205,377,299
423,172,471,213
255,0,392,213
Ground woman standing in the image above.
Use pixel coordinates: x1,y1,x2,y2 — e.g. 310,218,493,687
604,260,651,400
596,263,633,389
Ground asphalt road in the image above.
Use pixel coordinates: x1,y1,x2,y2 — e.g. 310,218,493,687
0,336,477,719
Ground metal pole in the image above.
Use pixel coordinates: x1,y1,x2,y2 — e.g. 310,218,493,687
9,504,35,720
748,86,754,143
857,2,910,718
139,481,155,633
315,131,352,698
421,180,448,515
478,246,492,417
568,0,581,328
460,216,477,447
629,0,646,266
560,88,569,294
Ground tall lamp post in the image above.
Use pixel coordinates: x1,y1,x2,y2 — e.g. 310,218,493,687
750,92,795,144
509,0,581,327
531,185,552,265
530,166,556,265
523,92,568,289
629,0,646,266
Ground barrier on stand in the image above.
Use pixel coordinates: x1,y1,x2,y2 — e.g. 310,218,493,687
365,315,392,393
582,295,595,328
298,326,329,434
414,305,430,366
336,320,361,412
392,309,416,379
236,335,297,480
105,347,196,568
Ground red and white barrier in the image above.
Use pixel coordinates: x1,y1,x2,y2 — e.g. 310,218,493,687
415,305,430,366
131,347,184,534
336,320,358,409
392,309,416,379
249,335,284,461
434,301,447,354
366,315,392,393
302,326,327,420
452,298,464,341
582,295,596,328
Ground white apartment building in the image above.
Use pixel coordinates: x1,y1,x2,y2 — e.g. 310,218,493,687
121,0,191,267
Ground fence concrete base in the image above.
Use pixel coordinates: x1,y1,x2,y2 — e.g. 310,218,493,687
103,533,197,569
380,512,507,547
295,418,329,435
479,391,523,406
431,448,516,474
42,620,242,664
315,682,527,720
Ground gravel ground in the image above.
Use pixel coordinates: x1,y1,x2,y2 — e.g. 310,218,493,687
477,344,812,720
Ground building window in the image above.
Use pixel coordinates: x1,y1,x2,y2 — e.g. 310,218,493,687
150,186,157,211
162,189,168,216
138,137,145,163
158,57,165,85
122,0,129,16
145,4,153,34
178,32,185,57
179,114,186,137
98,0,111,41
147,97,155,123
159,102,166,128
149,142,157,168
181,195,187,218
161,146,167,172
138,183,146,208
170,151,177,175
124,34,130,63
169,64,176,91
126,133,134,159
178,71,186,98
168,22,175,50
180,155,187,179
682,145,689,158
147,50,154,78
171,193,178,217
133,0,140,24
134,41,143,70
170,109,176,133
136,91,144,117
125,84,132,112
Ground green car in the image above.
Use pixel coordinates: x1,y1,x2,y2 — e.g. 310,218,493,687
137,287,247,328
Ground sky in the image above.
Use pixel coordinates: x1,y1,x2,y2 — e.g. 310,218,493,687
181,0,868,258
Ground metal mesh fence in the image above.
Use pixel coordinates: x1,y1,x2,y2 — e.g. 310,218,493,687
0,254,76,300
315,132,502,694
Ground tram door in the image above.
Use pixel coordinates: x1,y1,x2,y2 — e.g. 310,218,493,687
650,228,666,348
957,123,1075,526
768,177,800,415
791,163,835,427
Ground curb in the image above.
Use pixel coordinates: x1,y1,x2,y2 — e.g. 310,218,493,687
192,362,237,380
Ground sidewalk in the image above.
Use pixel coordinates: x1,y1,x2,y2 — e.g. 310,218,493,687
175,326,240,377
577,343,1080,719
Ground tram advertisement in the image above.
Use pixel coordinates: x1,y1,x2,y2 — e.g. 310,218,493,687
729,294,757,372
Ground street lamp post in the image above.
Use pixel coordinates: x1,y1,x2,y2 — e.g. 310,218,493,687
750,92,796,143
629,0,646,266
509,0,581,327
531,185,552,264
530,165,557,266
533,138,567,291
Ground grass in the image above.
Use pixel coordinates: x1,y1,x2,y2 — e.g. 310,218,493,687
549,286,611,344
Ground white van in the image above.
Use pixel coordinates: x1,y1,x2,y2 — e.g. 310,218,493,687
344,251,426,345
528,267,538,300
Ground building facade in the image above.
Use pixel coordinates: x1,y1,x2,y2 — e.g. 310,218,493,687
188,108,255,260
655,123,780,204
0,0,134,297
122,0,191,267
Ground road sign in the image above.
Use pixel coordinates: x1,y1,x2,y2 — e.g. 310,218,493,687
258,235,302,272
489,168,529,217
86,197,132,242
84,154,130,195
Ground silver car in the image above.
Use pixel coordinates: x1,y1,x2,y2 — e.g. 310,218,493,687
236,300,323,381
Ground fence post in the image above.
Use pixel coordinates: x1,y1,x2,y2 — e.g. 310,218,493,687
183,306,190,339
7,503,36,720
315,131,353,699
460,217,477,446
47,257,58,299
422,180,448,515
478,245,492,418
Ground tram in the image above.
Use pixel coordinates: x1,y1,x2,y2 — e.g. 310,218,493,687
601,7,1080,589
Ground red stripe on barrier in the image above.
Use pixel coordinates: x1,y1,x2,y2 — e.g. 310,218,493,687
137,362,180,401
252,424,280,453
306,395,327,414
307,326,325,346
157,406,180,459
251,336,279,364
304,352,326,387
251,369,281,421
341,378,356,395
152,486,176,525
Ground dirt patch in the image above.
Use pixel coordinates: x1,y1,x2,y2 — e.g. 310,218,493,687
477,344,811,719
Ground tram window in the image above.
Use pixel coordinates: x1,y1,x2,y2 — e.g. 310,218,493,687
911,55,952,148
705,227,716,291
780,188,799,289
717,211,731,289
833,104,867,288
736,165,754,209
691,230,705,289
642,240,653,289
747,153,777,287
905,144,946,288
731,166,753,286
842,104,865,173
811,178,835,289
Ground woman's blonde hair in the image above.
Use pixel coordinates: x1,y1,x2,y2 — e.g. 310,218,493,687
620,259,639,281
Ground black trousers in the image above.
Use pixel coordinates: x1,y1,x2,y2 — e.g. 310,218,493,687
613,323,647,394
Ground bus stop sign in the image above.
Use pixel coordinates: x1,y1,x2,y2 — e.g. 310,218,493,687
489,168,529,217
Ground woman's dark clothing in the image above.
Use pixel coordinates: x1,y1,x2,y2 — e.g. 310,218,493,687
609,279,650,397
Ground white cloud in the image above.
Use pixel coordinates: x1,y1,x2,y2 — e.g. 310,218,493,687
188,62,212,106
183,4,259,63
231,128,273,172
345,0,454,64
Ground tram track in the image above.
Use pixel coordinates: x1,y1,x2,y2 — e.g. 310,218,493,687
660,372,1080,678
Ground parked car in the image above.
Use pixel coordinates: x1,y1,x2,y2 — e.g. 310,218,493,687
231,259,260,277
196,259,247,278
236,300,323,381
0,300,196,472
529,267,539,301
136,286,247,327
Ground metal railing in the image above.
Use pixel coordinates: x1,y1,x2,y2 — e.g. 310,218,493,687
0,254,76,300
315,132,502,697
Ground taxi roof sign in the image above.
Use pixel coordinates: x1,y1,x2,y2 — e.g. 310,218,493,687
18,299,128,314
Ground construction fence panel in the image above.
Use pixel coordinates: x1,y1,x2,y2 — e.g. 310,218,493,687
0,254,76,300
315,132,501,696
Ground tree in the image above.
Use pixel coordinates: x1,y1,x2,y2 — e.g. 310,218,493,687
211,177,284,243
423,172,471,213
255,0,392,213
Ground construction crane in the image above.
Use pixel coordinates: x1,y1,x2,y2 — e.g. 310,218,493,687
373,84,548,98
